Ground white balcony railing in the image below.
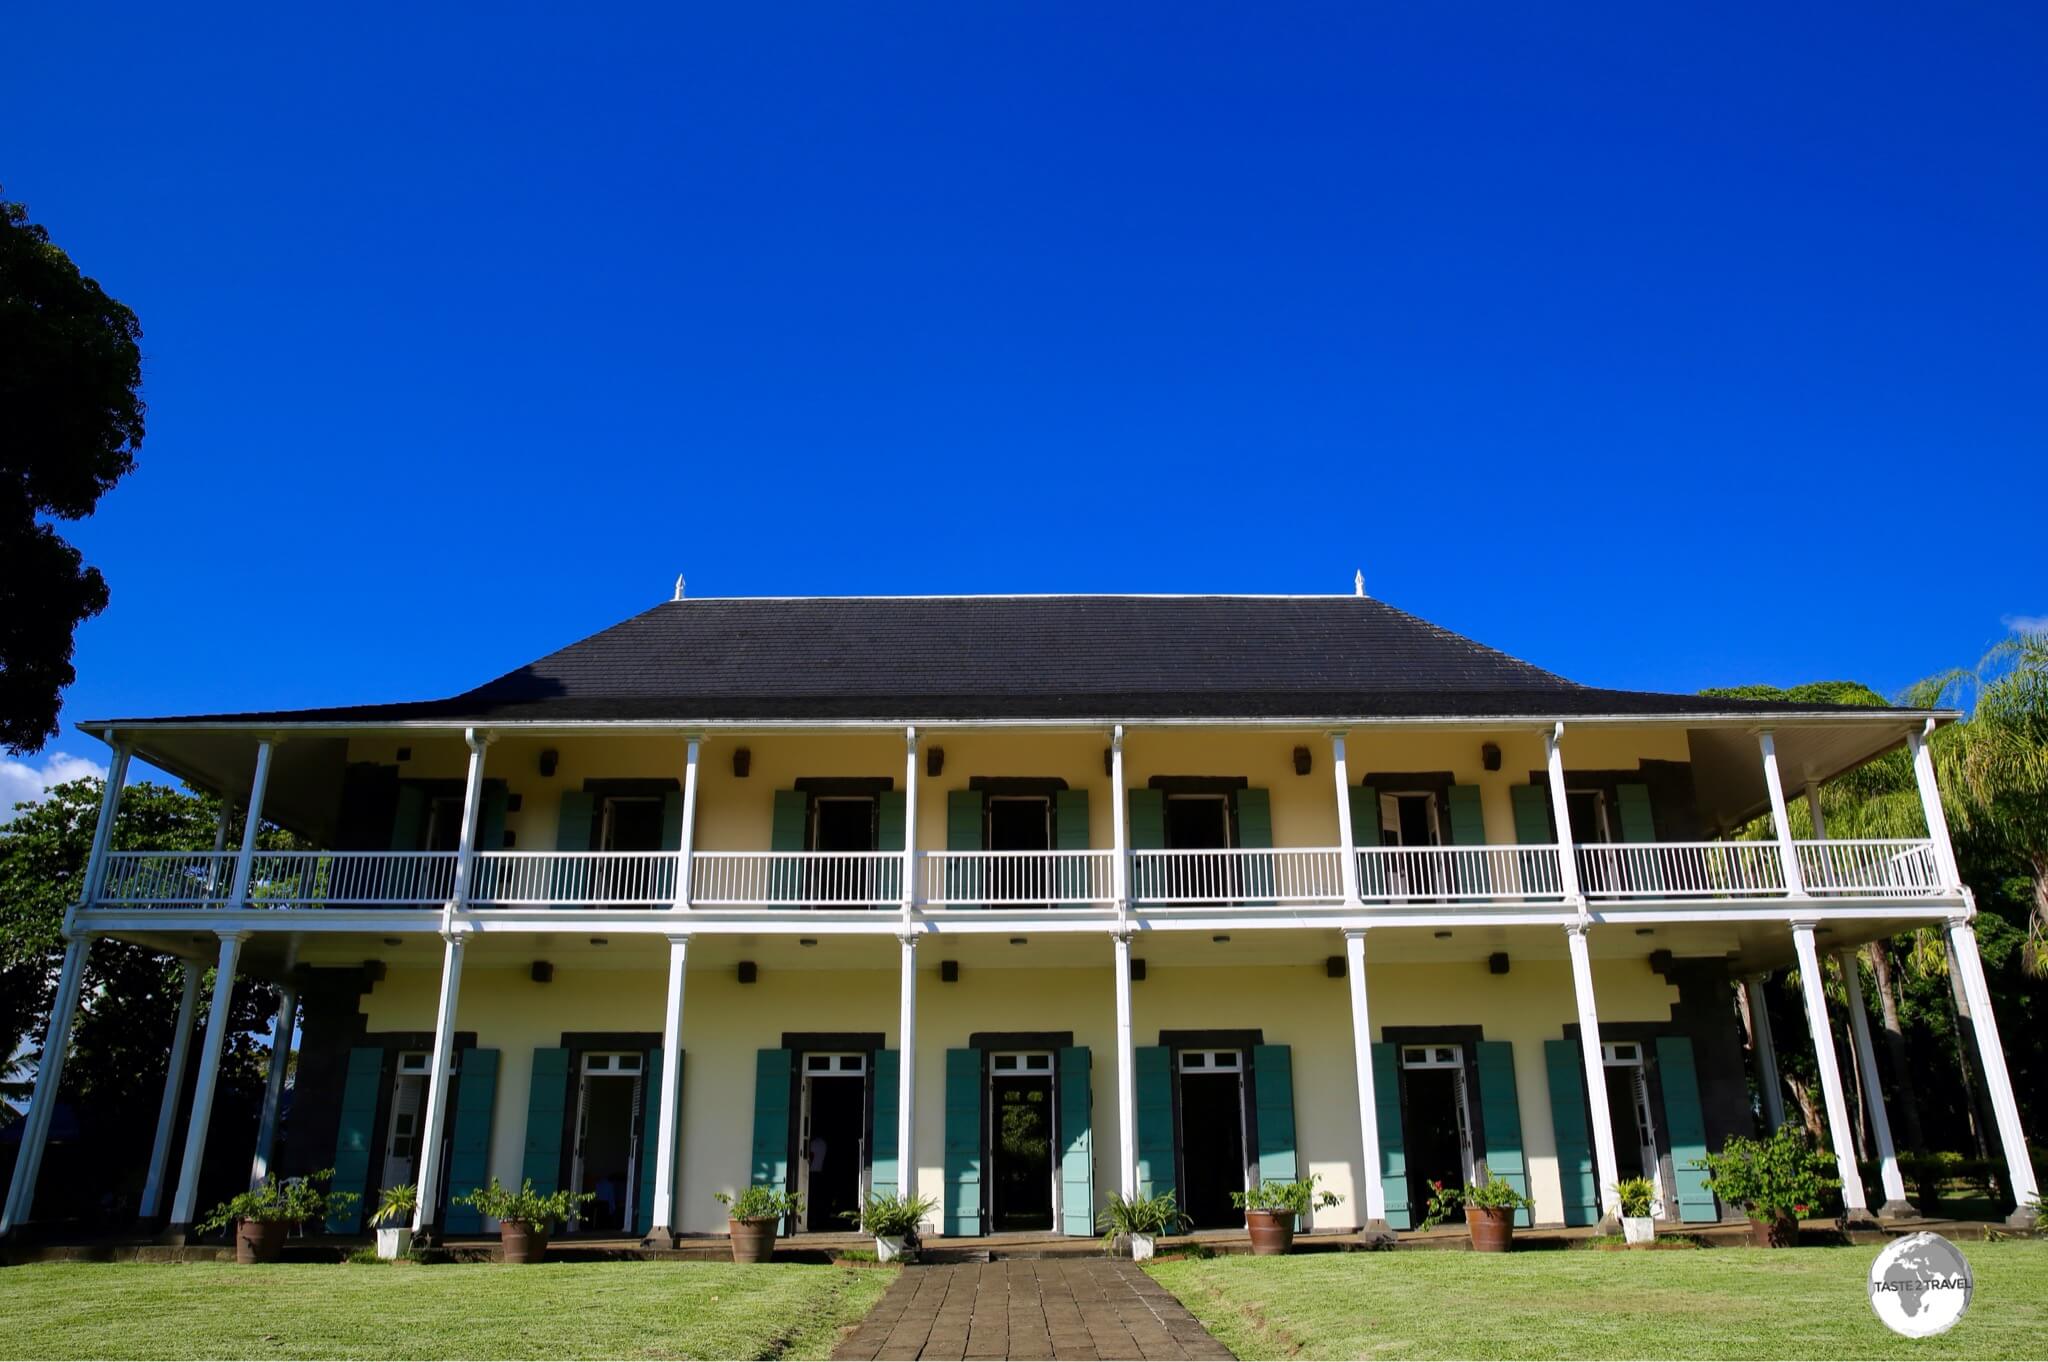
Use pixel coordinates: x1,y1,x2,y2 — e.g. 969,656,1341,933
922,850,1117,907
1129,848,1344,905
689,851,902,908
1577,841,1787,898
1796,839,1944,896
470,851,676,907
243,851,458,906
1357,845,1567,902
98,851,242,906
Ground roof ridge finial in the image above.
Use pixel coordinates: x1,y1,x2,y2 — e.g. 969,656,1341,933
673,574,686,602
1354,569,1367,598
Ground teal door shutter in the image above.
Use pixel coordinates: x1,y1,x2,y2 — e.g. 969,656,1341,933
328,1047,384,1231
947,789,984,909
770,790,807,901
1371,1043,1409,1229
1055,789,1090,902
389,785,426,851
1447,785,1490,895
1236,788,1274,904
660,790,684,850
1510,785,1553,843
553,791,594,903
1127,790,1164,901
869,1049,900,1198
442,1048,500,1231
635,1049,668,1232
477,781,509,852
876,790,906,902
750,1049,794,1189
1251,1044,1296,1184
1654,1037,1717,1222
1473,1041,1530,1227
1544,1039,1598,1226
1616,784,1655,843
1352,785,1383,897
943,1048,982,1236
1134,1046,1176,1199
1058,1046,1094,1236
522,1047,572,1194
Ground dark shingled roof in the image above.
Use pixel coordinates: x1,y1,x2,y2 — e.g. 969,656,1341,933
95,595,1931,726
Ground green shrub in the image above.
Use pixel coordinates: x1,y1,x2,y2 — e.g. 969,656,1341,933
197,1169,356,1234
841,1191,937,1239
1231,1175,1343,1219
1697,1128,1840,1223
455,1178,593,1233
370,1183,417,1228
716,1186,805,1221
1418,1166,1534,1231
1096,1189,1188,1250
1614,1177,1657,1218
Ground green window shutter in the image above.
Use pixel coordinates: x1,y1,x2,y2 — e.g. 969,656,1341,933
876,791,905,902
635,1048,668,1233
1055,789,1090,901
1371,1043,1409,1229
750,1049,794,1189
553,791,594,903
1127,789,1164,901
1473,1041,1530,1227
770,790,807,901
477,781,509,852
1134,1046,1176,1200
1237,788,1274,904
442,1048,499,1232
869,1050,900,1198
1058,1046,1094,1236
1544,1040,1598,1226
946,789,985,909
1447,785,1491,895
1251,1044,1296,1184
1510,785,1553,844
1616,784,1655,843
389,785,426,851
943,1048,982,1236
1654,1037,1717,1222
660,790,684,850
522,1047,572,1194
1350,785,1380,847
327,1047,384,1231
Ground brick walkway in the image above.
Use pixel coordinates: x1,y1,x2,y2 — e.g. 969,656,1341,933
832,1259,1235,1362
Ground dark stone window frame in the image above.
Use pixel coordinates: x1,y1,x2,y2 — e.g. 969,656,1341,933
357,1029,478,1222
1378,1024,1491,1218
576,778,682,853
1356,771,1458,844
550,1029,664,1222
966,778,1072,851
774,1032,890,1218
1157,1028,1266,1210
1518,759,1702,842
1145,776,1251,847
792,776,897,850
958,1032,1077,1228
1558,1019,1693,1224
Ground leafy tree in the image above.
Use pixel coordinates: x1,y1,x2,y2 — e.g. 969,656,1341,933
0,189,145,755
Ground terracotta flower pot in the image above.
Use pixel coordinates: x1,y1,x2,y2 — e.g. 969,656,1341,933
729,1215,778,1264
235,1218,289,1264
1465,1205,1515,1252
1245,1208,1296,1255
1749,1213,1799,1248
499,1219,551,1263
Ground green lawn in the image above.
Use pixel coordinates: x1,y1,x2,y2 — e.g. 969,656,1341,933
1147,1240,2048,1360
0,1260,890,1361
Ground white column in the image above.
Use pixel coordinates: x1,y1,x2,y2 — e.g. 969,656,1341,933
1757,732,1807,897
645,933,689,1245
448,729,489,909
670,737,701,910
1331,732,1361,906
1544,724,1582,900
1743,974,1787,1131
168,931,248,1236
1837,948,1912,1217
1343,929,1390,1232
1113,931,1137,1201
248,983,298,1187
226,742,275,909
895,931,919,1216
411,931,466,1236
1805,785,1827,841
1110,726,1129,917
0,936,92,1233
1789,923,1872,1223
901,727,919,919
1565,923,1622,1227
1908,724,1964,889
83,741,134,905
1946,915,2039,1223
139,960,203,1220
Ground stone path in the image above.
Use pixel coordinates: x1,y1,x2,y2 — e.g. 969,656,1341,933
832,1259,1235,1362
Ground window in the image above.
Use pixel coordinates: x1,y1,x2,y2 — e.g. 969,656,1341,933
812,796,878,852
1601,1041,1642,1066
991,1052,1053,1075
1379,793,1441,848
804,1053,867,1076
1401,1045,1464,1069
1177,1049,1243,1073
601,795,665,852
987,796,1052,852
421,796,465,851
583,1052,644,1075
1567,790,1612,845
1164,794,1233,850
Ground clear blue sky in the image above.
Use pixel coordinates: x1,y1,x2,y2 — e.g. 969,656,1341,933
8,4,2045,788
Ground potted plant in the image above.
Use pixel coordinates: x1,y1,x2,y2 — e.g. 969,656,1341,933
1096,1189,1186,1261
1697,1127,1840,1247
370,1183,417,1259
1229,1176,1343,1255
454,1178,593,1263
841,1190,938,1262
715,1186,803,1264
1418,1167,1534,1252
198,1169,356,1264
1615,1177,1657,1246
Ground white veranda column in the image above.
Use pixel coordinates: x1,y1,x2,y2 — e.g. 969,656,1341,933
1757,732,1807,897
670,736,701,910
1789,923,1873,1223
1837,948,1912,1217
896,931,919,1218
1343,929,1390,1233
1111,726,1129,918
1908,723,1963,889
1113,931,1137,1201
1946,915,2039,1224
644,933,690,1245
0,936,92,1233
139,960,203,1221
411,931,467,1236
1544,724,1583,899
1565,923,1622,1227
226,741,276,909
249,982,299,1187
168,930,249,1237
901,726,919,918
1742,974,1787,1131
1331,732,1361,906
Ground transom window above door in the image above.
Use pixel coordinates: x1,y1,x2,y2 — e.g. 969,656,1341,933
990,1052,1053,1075
1401,1044,1464,1069
804,1053,867,1075
1601,1041,1643,1066
583,1052,643,1075
1177,1049,1242,1073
